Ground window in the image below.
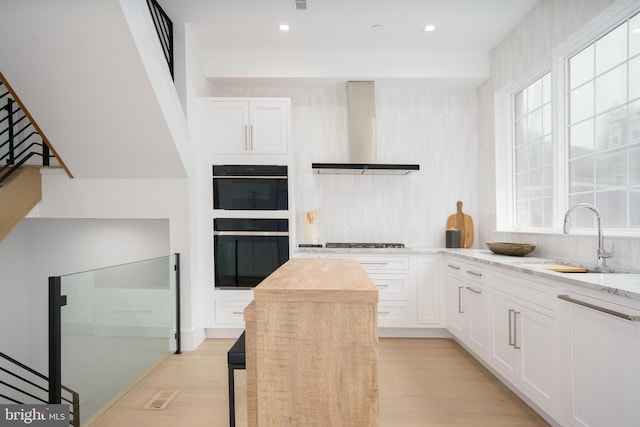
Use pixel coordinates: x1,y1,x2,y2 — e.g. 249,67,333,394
505,10,640,233
567,11,640,229
513,73,553,228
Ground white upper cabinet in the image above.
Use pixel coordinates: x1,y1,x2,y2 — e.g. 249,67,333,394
199,98,289,155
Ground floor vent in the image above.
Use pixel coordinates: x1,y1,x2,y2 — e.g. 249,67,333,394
141,389,180,410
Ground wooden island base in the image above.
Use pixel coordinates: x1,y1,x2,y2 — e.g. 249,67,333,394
244,258,379,427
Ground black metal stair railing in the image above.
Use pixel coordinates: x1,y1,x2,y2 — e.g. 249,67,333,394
146,0,174,79
0,77,54,184
0,351,80,427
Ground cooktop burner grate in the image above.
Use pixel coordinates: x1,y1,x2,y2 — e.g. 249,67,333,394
325,242,405,249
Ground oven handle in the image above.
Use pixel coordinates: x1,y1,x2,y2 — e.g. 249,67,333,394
214,231,289,236
213,175,287,179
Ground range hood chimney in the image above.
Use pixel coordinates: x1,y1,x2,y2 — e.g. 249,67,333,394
312,81,419,175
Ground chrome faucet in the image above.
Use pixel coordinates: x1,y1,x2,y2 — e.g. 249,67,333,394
563,203,612,270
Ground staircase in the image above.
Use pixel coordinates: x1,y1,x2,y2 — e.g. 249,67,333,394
0,71,68,242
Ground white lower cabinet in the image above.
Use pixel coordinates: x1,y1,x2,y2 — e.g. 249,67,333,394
558,290,640,427
328,254,417,327
488,274,557,419
444,258,489,357
415,255,441,325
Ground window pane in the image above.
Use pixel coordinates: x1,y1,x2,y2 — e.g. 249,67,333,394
516,143,530,171
529,198,544,227
528,79,543,111
530,168,544,198
543,165,553,196
516,173,528,199
629,12,640,57
630,56,640,101
542,73,552,104
597,190,627,227
515,200,529,227
596,149,627,189
528,109,543,140
570,81,594,124
595,106,627,150
569,119,595,158
530,139,543,169
570,45,594,89
514,91,527,119
595,63,627,114
542,104,552,135
543,196,553,227
595,23,627,74
570,156,595,193
543,136,553,167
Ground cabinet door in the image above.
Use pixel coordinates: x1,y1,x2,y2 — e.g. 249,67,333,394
489,293,518,381
516,304,556,418
249,101,288,154
204,100,249,154
465,283,487,358
416,256,440,324
446,273,465,339
560,294,640,427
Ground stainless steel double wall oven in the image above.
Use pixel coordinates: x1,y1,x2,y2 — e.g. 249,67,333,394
213,165,289,288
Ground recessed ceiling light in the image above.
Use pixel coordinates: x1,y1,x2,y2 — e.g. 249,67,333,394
422,24,436,32
371,24,383,30
279,24,290,32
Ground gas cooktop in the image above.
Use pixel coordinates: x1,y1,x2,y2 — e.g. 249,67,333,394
324,242,405,249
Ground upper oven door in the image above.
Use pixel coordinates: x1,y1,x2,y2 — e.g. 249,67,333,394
213,165,288,210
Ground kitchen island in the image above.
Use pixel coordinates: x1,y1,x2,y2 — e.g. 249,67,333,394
244,258,379,427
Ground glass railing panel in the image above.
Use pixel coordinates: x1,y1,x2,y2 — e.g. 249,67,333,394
59,254,178,424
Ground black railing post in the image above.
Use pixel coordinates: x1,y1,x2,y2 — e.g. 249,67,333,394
7,98,14,164
48,276,65,404
174,253,181,354
42,143,50,166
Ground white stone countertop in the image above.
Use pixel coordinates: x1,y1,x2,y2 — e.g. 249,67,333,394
294,246,640,302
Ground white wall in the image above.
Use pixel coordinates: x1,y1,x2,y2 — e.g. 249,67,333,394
0,218,169,373
477,0,640,271
208,83,479,249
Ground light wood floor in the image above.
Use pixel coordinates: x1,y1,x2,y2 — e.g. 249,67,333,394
90,338,549,427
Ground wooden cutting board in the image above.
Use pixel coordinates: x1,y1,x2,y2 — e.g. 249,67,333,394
446,201,474,248
522,263,589,273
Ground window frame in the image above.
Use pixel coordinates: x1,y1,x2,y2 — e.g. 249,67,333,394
495,6,640,237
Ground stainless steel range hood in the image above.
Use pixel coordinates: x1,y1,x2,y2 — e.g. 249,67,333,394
312,81,420,175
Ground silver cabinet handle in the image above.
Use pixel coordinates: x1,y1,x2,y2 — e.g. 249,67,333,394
360,262,389,266
250,124,254,150
375,284,390,288
508,309,515,347
513,311,521,349
244,125,249,150
447,264,461,270
465,286,482,294
466,270,482,277
458,286,464,314
232,311,244,315
378,311,390,315
558,294,640,321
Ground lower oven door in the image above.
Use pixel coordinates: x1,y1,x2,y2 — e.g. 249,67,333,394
214,219,289,288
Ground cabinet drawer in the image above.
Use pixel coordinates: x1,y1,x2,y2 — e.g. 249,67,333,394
329,255,409,271
464,262,486,284
215,301,251,326
377,301,415,327
492,271,555,313
369,273,410,299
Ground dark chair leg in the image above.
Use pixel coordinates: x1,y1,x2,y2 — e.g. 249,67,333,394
228,365,236,427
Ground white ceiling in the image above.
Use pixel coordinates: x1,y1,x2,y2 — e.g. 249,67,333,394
159,0,539,54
